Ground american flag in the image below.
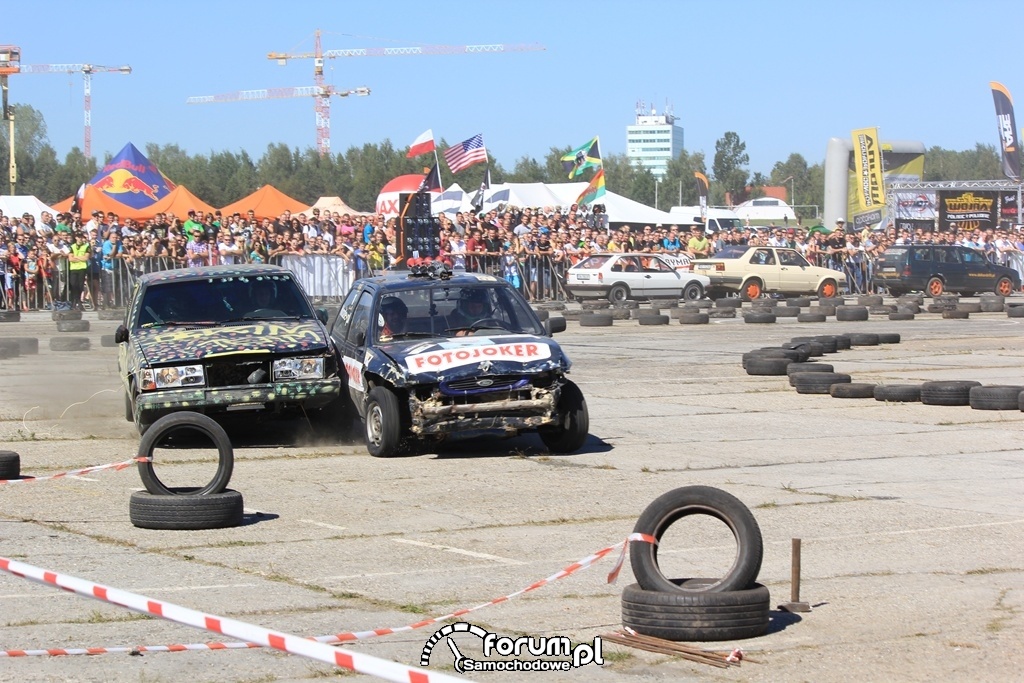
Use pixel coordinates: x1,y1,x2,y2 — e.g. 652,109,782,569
443,134,488,174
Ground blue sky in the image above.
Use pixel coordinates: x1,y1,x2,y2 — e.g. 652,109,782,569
4,0,1020,175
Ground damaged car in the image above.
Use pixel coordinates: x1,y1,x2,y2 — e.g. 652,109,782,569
330,265,588,457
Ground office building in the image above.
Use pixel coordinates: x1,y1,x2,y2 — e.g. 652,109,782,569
626,103,684,180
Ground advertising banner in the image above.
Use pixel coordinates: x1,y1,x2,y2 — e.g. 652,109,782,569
937,190,999,232
851,127,886,212
893,191,937,220
990,81,1021,181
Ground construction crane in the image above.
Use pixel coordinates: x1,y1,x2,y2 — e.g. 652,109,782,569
15,62,132,159
0,45,22,193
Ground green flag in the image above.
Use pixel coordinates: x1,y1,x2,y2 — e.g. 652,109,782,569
561,136,601,179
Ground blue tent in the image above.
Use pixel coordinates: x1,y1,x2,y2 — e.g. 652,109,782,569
87,143,175,210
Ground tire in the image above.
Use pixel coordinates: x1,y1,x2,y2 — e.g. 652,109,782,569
679,312,709,324
56,320,90,332
581,301,610,310
607,283,630,304
52,310,83,321
877,333,901,344
97,309,126,321
364,386,404,458
579,313,613,327
834,334,852,350
817,279,839,299
968,385,1024,411
630,486,763,594
608,308,631,320
869,305,897,315
995,277,1014,297
926,277,945,297
621,581,770,642
0,310,21,323
745,357,792,376
0,450,19,480
137,412,235,496
638,315,669,326
2,337,38,355
538,380,589,453
797,313,826,323
682,282,705,301
749,298,775,309
0,340,19,359
716,298,742,309
743,310,776,324
942,309,969,319
920,380,982,406
48,336,90,352
857,295,883,306
836,306,869,321
980,301,1005,313
124,391,134,422
848,332,879,346
897,303,922,314
787,363,836,386
1008,306,1024,318
683,300,712,309
707,308,735,319
873,384,922,402
740,279,763,301
614,300,640,309
784,340,822,357
810,335,839,353
809,305,836,317
787,296,811,308
792,372,852,394
759,345,810,362
129,489,244,531
773,306,800,317
830,382,877,398
100,334,118,347
889,312,915,321
957,302,982,313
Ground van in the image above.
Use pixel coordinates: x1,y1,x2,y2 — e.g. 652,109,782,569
668,206,743,234
873,245,1020,296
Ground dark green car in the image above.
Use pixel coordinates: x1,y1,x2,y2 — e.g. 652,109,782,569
873,245,1020,297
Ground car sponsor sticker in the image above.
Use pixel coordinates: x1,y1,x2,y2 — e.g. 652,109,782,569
343,356,365,391
406,342,551,373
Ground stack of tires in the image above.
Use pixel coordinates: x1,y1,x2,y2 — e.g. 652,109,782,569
130,412,244,530
0,450,20,480
622,486,769,641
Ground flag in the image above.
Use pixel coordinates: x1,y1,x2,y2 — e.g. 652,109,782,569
694,171,709,224
471,167,491,212
70,183,85,215
575,168,606,206
418,164,441,192
990,82,1021,182
406,129,435,158
561,136,601,179
443,134,488,174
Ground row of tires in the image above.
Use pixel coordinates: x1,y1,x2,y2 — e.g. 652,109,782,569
0,335,117,354
0,309,126,323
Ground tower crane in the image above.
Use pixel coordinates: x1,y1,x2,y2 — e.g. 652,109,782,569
15,62,132,159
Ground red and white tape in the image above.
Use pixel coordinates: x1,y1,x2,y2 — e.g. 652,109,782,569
0,533,657,658
0,457,148,485
0,556,469,683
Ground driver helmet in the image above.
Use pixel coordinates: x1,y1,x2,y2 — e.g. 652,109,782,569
457,288,491,318
250,277,278,303
380,295,408,317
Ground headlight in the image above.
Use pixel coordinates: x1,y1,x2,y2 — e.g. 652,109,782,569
140,365,205,390
273,357,324,380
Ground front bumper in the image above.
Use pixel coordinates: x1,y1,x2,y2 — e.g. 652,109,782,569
408,385,560,435
136,378,341,420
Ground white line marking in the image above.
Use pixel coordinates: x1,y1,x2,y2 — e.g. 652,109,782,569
300,519,347,531
0,583,259,600
391,538,524,565
69,476,99,482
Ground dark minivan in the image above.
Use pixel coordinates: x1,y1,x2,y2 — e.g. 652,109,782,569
873,245,1020,297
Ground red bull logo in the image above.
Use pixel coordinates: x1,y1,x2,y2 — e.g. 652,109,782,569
95,168,160,201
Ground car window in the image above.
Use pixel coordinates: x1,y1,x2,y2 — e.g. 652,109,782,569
714,245,748,259
618,257,641,273
751,249,775,265
576,255,612,270
136,274,313,328
332,285,362,341
912,248,931,262
959,248,985,264
345,291,373,346
644,257,673,272
935,248,960,264
777,249,807,266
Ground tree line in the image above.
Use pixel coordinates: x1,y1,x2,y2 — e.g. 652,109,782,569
0,103,1007,217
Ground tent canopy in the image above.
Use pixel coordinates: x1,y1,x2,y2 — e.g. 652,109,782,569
79,184,217,223
220,185,307,220
87,142,175,210
0,195,59,223
299,196,372,218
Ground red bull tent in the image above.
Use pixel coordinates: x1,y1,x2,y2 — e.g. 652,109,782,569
78,184,217,222
87,142,175,210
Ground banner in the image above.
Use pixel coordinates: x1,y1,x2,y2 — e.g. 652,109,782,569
694,172,709,224
1000,191,1018,224
894,218,935,235
893,191,936,220
990,81,1021,182
851,127,886,213
847,147,925,230
937,190,999,232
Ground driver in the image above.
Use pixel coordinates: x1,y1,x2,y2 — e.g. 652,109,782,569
248,278,285,317
448,288,494,332
378,296,408,340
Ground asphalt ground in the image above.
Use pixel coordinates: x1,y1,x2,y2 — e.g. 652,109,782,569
0,302,1022,682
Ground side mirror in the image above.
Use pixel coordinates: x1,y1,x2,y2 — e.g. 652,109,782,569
316,307,329,324
545,317,566,335
114,324,129,344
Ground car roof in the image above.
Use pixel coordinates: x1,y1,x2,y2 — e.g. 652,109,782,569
137,264,290,285
363,271,511,294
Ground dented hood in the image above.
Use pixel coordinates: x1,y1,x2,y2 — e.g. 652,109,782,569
374,334,569,383
134,320,330,365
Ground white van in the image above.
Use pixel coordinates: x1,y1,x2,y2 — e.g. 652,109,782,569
668,206,743,234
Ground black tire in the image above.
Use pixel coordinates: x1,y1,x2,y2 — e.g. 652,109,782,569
681,282,704,301
830,382,877,398
942,309,969,319
715,298,742,309
364,386,404,457
897,303,922,314
56,320,90,332
797,313,826,323
857,295,883,306
638,314,669,325
968,385,1024,411
137,412,235,496
980,300,1005,313
773,306,800,317
741,349,787,367
579,313,613,327
0,450,19,480
889,312,915,321
792,372,852,394
1,337,39,355
810,335,839,353
920,380,982,406
1007,306,1024,318
630,486,763,594
874,384,922,402
836,306,869,321
607,283,630,304
48,336,90,352
633,308,661,319
869,305,897,315
707,308,735,319
100,334,118,347
615,300,640,309
809,304,836,317
786,296,811,308
957,302,982,313
745,357,792,376
129,489,244,530
848,332,879,346
608,308,631,320
52,310,82,321
877,333,901,344
833,334,852,350
743,311,776,324
0,340,19,359
759,345,810,362
0,310,21,323
581,301,610,310
784,340,823,357
787,363,836,386
683,300,712,310
621,581,770,642
97,309,125,321
679,312,709,324
124,391,134,422
538,380,589,453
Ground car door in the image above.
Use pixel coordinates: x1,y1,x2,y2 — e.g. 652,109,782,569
639,255,682,296
614,256,649,295
933,247,965,288
330,286,373,411
957,247,997,290
747,248,780,290
776,248,813,290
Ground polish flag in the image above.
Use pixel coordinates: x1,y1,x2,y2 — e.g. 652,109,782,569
406,129,435,158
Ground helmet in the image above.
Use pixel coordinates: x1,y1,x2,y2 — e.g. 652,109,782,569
250,277,278,301
380,296,407,316
458,288,491,316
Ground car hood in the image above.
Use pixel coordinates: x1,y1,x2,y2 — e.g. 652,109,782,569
373,333,569,384
134,320,330,365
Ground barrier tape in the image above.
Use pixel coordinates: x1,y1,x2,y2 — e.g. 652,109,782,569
0,457,148,485
0,533,657,658
0,556,470,683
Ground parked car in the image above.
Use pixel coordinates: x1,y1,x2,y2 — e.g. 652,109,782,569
697,245,846,300
872,244,1020,296
116,264,341,434
330,264,588,458
564,253,710,304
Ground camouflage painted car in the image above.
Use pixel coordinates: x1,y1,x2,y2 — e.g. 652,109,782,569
330,265,587,457
115,264,341,434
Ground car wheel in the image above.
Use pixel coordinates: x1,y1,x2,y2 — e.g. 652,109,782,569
995,277,1014,297
927,277,944,296
539,380,589,453
817,279,838,298
681,282,704,301
607,283,630,304
364,386,403,457
740,279,762,301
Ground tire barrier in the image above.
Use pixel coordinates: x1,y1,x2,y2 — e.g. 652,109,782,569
796,313,827,323
786,296,811,308
942,309,969,319
638,315,670,326
810,335,840,353
620,581,770,642
830,382,877,399
0,337,38,354
869,305,897,315
760,345,810,362
51,310,82,322
715,298,742,309
957,302,982,313
137,412,235,497
0,310,21,323
129,489,244,531
48,336,90,352
889,312,915,321
632,308,661,320
857,295,883,306
787,363,836,386
833,334,852,350
745,357,792,376
808,305,836,317
743,311,776,324
920,380,982,406
679,312,710,325
579,313,613,327
784,340,823,357
980,300,1005,313
848,333,879,346
836,306,869,321
55,320,90,333
1008,306,1024,318
773,306,800,317
792,372,852,394
0,451,19,480
707,308,736,319
877,333,901,344
873,384,922,402
968,385,1024,411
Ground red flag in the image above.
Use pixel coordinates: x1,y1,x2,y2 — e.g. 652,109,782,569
406,129,435,158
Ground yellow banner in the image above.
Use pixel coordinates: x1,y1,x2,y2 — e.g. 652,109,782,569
851,127,886,211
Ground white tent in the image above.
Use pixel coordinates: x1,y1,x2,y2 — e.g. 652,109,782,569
432,183,468,216
0,195,59,223
733,197,797,223
299,196,371,217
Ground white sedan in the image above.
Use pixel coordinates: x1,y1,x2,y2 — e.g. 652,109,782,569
564,253,711,303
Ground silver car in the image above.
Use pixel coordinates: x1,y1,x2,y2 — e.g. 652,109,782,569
564,253,711,303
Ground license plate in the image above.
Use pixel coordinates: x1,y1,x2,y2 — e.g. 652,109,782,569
697,263,712,270
575,274,590,280
881,268,896,273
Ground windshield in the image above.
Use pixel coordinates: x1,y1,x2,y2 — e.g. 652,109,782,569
717,218,742,230
713,245,750,259
136,274,315,328
375,284,544,342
